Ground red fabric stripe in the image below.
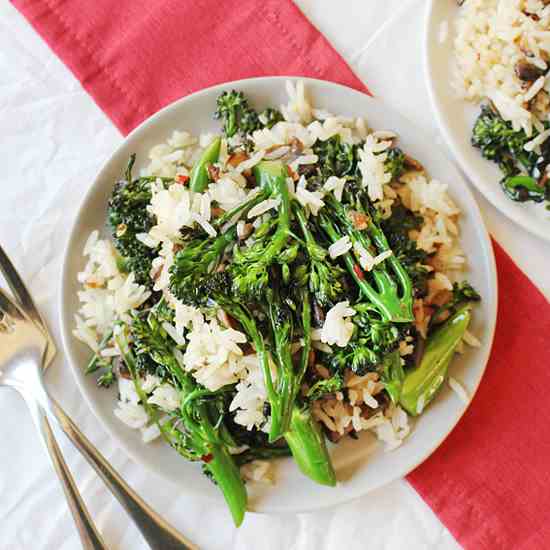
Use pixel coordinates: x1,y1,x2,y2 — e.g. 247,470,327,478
408,240,550,550
12,0,367,135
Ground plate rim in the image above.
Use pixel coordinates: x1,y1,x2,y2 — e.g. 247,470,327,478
59,75,498,514
423,0,550,243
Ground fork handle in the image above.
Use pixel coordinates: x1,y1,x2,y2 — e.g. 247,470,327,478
46,398,198,550
22,393,107,550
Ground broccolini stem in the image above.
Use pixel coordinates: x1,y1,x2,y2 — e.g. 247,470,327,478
320,215,410,322
205,443,248,527
190,137,221,192
213,189,269,228
284,406,336,487
223,305,276,408
118,322,248,526
399,305,471,416
115,331,190,454
85,329,114,374
326,196,413,322
297,289,312,387
379,349,405,405
266,292,295,442
254,160,292,259
294,204,317,250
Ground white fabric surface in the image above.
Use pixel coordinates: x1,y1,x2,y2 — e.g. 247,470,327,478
1,1,548,549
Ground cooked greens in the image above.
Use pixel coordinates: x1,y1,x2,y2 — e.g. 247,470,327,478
75,85,481,526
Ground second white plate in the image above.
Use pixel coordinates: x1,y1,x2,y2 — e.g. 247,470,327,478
425,0,550,242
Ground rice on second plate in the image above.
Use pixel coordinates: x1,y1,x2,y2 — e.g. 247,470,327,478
72,80,480,524
453,0,550,135
452,0,550,208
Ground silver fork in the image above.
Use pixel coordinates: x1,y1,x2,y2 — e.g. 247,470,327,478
0,252,197,549
0,290,106,548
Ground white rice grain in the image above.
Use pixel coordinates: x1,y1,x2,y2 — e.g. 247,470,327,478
328,236,352,259
448,376,469,405
247,198,280,219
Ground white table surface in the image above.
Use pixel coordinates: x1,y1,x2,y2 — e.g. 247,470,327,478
1,1,548,549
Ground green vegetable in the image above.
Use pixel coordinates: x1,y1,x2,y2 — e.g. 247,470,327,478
471,104,550,204
384,148,406,181
214,90,261,138
170,228,238,305
230,161,292,301
108,155,157,287
123,309,248,526
284,405,336,486
471,105,534,174
319,195,414,323
313,135,359,179
190,137,221,192
381,204,431,298
330,304,407,375
501,175,546,203
431,281,481,326
306,373,344,401
259,107,284,129
294,203,346,307
400,306,471,416
378,350,405,404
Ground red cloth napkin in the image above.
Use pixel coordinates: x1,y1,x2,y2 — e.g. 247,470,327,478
13,1,550,548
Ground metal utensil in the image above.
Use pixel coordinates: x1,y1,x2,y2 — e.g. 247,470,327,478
0,289,107,549
0,249,197,550
0,246,106,548
0,245,56,367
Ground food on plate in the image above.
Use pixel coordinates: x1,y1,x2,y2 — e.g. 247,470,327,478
453,0,550,207
73,81,480,525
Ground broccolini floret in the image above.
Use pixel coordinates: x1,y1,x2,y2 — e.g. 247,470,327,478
214,90,261,138
384,147,406,181
313,135,359,179
258,107,284,129
108,155,157,287
293,203,346,307
328,304,408,376
229,161,293,301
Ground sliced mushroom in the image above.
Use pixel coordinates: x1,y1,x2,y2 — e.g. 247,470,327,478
227,151,249,167
403,154,424,172
236,222,253,240
289,137,304,155
113,358,131,380
515,59,545,82
207,164,220,182
312,300,325,327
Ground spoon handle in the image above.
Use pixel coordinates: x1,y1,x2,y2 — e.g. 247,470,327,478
22,391,107,550
47,396,198,550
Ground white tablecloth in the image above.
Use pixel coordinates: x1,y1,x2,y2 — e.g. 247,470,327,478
1,1,548,549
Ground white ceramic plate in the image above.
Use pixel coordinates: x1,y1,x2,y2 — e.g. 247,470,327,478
60,76,497,514
425,0,550,242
